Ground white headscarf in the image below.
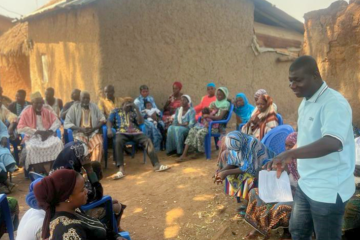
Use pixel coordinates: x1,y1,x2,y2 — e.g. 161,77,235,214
177,95,192,124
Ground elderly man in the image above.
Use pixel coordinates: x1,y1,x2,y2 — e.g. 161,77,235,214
8,89,31,116
98,85,123,118
60,89,81,120
44,87,63,117
134,85,164,151
65,91,106,162
107,97,170,180
17,92,63,174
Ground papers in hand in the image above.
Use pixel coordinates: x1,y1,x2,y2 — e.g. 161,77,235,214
259,170,293,203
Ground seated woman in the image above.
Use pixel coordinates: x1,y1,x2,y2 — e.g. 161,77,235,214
16,178,45,240
166,95,196,156
194,83,217,120
178,87,230,161
0,120,17,194
162,82,183,128
342,164,360,239
17,92,63,174
244,132,299,240
241,94,278,140
52,142,126,231
34,169,126,240
253,89,277,113
214,131,275,204
233,93,254,125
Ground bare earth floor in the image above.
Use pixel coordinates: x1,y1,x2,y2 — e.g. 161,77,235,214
5,150,282,240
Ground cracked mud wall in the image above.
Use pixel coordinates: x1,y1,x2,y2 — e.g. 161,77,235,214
97,0,300,122
303,0,360,126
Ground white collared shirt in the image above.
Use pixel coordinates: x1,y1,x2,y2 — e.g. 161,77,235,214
297,82,355,203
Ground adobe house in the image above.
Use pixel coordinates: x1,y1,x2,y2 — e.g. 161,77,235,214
23,0,304,121
0,23,31,100
0,14,13,36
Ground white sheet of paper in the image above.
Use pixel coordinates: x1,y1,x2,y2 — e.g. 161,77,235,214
259,170,294,203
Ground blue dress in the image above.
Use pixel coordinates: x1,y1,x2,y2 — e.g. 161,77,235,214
134,95,163,151
166,107,196,154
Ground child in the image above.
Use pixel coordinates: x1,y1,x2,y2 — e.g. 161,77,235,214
143,101,161,127
195,107,219,129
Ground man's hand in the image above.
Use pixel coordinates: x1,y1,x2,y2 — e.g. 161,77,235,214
1,137,8,147
36,131,53,142
263,151,293,178
107,129,114,138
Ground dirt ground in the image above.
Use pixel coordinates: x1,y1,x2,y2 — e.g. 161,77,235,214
5,149,283,240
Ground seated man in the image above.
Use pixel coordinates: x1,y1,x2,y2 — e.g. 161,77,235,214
0,120,17,194
44,87,63,117
98,85,123,118
17,92,63,174
64,91,106,162
60,89,81,120
107,97,170,180
8,89,31,116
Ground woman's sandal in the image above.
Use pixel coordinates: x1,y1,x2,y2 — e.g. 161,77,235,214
155,165,171,172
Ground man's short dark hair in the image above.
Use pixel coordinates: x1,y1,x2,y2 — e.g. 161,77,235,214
290,55,321,77
17,89,26,96
46,87,55,93
139,85,149,91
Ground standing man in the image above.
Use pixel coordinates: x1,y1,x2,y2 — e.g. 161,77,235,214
60,89,81,120
98,85,123,118
8,90,31,116
266,56,355,240
44,87,63,117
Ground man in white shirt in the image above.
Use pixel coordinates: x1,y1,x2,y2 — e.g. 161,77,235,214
265,56,355,240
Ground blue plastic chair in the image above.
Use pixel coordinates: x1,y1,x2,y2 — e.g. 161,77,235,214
203,104,234,160
0,194,15,240
260,125,294,155
81,195,132,240
238,113,283,131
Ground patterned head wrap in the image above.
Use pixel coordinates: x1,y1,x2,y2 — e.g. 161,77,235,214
286,132,298,146
254,89,267,99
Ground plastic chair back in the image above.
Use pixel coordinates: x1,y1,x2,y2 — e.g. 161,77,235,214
261,125,294,155
0,194,15,240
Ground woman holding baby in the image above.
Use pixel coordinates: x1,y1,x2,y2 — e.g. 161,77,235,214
177,87,230,162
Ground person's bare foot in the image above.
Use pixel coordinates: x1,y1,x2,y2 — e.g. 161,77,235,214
243,230,259,239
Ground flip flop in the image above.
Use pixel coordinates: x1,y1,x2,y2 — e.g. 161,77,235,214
113,171,125,180
155,165,171,172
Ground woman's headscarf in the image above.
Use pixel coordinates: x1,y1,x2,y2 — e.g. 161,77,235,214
234,93,255,123
52,142,89,173
173,82,183,90
25,178,43,210
34,169,78,239
286,132,300,181
225,131,275,176
254,89,267,99
207,82,216,88
214,87,230,109
177,95,192,124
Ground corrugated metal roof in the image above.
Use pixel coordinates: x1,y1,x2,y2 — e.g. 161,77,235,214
21,0,98,21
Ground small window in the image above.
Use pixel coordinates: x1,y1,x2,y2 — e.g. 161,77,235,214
41,55,49,83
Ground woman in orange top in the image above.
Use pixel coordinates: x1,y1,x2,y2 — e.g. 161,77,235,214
194,83,217,120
